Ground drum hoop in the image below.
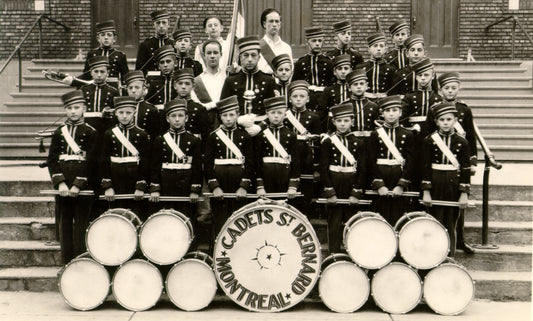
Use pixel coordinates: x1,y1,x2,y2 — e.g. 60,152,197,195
394,211,432,231
139,210,194,242
103,208,142,226
321,261,369,281
343,215,395,240
182,251,214,267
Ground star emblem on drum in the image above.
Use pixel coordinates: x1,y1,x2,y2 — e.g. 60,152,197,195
252,241,285,270
221,250,227,257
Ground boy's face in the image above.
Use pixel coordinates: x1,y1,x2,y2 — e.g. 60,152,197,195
416,69,434,87
441,82,461,101
158,56,176,75
167,110,188,129
392,28,409,47
203,43,221,69
350,79,368,96
382,107,402,124
127,81,146,101
334,116,353,133
154,19,170,36
65,103,85,122
90,66,108,84
275,62,292,82
175,37,192,54
336,30,352,46
175,79,194,98
115,107,135,125
97,31,116,48
220,110,238,128
407,43,425,63
205,18,223,39
289,89,309,109
240,50,259,71
334,64,351,81
307,37,324,53
265,12,281,37
266,108,286,126
368,41,387,59
436,113,457,132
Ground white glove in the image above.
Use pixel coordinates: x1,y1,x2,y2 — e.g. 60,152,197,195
238,114,255,128
245,124,262,137
412,124,421,133
61,75,74,85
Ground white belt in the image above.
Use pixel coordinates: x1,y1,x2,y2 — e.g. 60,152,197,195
432,163,458,171
377,158,403,166
214,159,244,165
59,154,85,161
308,85,325,92
162,163,192,170
352,131,372,137
365,92,387,99
147,71,161,77
297,134,308,141
110,156,139,163
409,116,427,123
85,112,103,117
263,157,290,164
107,77,119,83
329,165,356,173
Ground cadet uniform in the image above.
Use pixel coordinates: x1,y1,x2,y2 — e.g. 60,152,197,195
357,33,396,100
345,69,380,137
384,20,410,70
146,45,178,107
48,90,98,263
320,55,352,130
325,20,364,70
135,10,175,74
172,29,203,77
272,54,292,98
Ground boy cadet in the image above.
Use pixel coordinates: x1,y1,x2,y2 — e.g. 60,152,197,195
258,8,293,75
135,9,175,74
204,95,254,236
321,54,353,130
320,102,366,253
48,90,98,263
146,45,178,107
100,96,150,218
368,95,414,225
272,54,293,97
326,20,364,70
356,33,396,100
194,16,229,72
384,20,410,70
172,28,203,77
422,102,471,257
220,36,277,116
255,96,300,198
345,69,380,137
293,27,335,113
123,70,160,141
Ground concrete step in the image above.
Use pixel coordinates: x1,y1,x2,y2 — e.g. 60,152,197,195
0,266,59,292
474,114,533,125
458,76,531,86
32,58,135,67
0,240,61,267
0,133,41,144
0,112,65,123
455,244,531,272
27,66,85,74
459,86,533,95
17,83,72,94
470,185,533,202
433,60,524,67
470,271,531,301
470,103,533,115
0,145,48,159
0,197,54,218
460,94,533,102
466,200,533,222
0,122,60,132
477,124,533,135
482,135,533,146
474,145,533,161
8,93,63,103
0,217,55,241
464,221,532,246
3,101,63,112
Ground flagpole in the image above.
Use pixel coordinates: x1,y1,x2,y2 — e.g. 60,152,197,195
226,0,240,75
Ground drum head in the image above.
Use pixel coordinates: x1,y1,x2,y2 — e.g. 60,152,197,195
214,202,321,312
319,261,369,313
371,263,422,314
86,214,138,266
112,260,163,311
398,217,450,269
423,264,475,315
139,211,192,265
345,217,397,269
59,258,110,310
166,259,217,311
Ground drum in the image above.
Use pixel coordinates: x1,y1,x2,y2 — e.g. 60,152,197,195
138,209,194,265
112,259,163,311
58,252,110,310
423,259,475,315
395,211,450,269
213,200,321,312
318,253,369,313
371,262,423,314
166,251,217,311
343,212,397,269
86,208,141,266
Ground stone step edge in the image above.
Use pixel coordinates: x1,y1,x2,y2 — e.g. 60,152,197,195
0,217,54,225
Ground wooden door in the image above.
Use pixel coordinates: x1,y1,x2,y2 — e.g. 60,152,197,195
92,0,139,57
411,0,459,58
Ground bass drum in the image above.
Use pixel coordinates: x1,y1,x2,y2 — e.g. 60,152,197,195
343,212,397,269
166,251,217,311
318,253,369,313
213,200,321,312
112,259,163,311
371,262,422,314
423,258,475,315
86,208,141,266
58,252,110,311
395,211,450,270
139,209,194,265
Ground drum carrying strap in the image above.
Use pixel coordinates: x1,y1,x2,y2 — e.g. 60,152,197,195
376,127,405,165
263,128,289,159
330,134,356,166
112,127,139,156
454,122,466,137
431,132,460,169
215,128,243,159
259,39,277,72
61,125,81,154
285,110,307,135
163,132,186,160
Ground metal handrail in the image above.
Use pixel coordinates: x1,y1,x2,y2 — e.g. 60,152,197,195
0,14,70,91
484,15,533,60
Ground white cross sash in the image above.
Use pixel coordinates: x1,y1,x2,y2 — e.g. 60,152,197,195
112,127,139,156
285,110,307,135
330,134,356,166
376,127,405,164
163,132,186,160
61,125,81,154
263,128,289,159
215,128,243,159
431,132,460,169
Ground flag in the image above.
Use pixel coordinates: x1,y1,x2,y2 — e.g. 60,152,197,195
226,0,245,70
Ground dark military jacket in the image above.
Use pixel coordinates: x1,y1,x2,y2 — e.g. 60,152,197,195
401,89,443,131
326,47,365,71
390,65,440,95
134,100,161,141
146,75,177,106
293,53,335,88
384,47,409,70
174,56,203,77
80,47,129,82
356,59,396,95
347,97,380,133
283,108,321,172
135,36,175,73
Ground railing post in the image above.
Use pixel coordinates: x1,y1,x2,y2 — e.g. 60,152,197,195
38,17,43,59
473,155,499,250
18,49,22,93
511,18,516,60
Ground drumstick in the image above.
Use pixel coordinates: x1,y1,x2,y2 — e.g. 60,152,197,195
314,198,372,205
40,190,95,196
419,200,476,208
97,194,205,201
365,190,420,197
203,192,302,198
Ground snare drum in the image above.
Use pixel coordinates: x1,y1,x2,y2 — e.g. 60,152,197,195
58,252,110,311
166,251,217,311
423,258,475,315
86,208,141,266
343,212,397,269
371,262,422,314
318,253,369,313
395,212,450,269
138,209,194,265
112,259,163,311
214,201,321,312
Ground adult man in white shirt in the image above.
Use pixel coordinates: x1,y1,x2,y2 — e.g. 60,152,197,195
194,16,229,72
258,8,293,74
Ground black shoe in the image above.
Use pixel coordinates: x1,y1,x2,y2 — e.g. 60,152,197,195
458,242,475,254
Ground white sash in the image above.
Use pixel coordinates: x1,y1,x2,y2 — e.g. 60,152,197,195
215,128,244,159
454,122,466,137
163,132,186,160
330,134,356,166
263,128,289,159
112,127,139,156
376,127,405,165
285,110,307,135
431,132,460,169
61,125,81,154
